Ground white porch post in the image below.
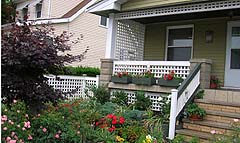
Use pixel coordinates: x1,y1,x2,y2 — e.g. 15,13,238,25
168,89,178,140
105,13,118,59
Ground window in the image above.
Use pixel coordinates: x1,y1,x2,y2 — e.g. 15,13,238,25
166,25,193,61
99,16,108,27
22,7,28,21
36,3,42,18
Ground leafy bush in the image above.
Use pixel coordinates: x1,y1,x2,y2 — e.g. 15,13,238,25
195,89,205,99
89,86,111,105
134,91,152,111
48,66,100,77
186,103,206,117
111,91,128,106
1,23,87,112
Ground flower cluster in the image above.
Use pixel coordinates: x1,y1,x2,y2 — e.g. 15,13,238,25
115,135,124,142
143,135,156,143
95,114,125,132
116,72,129,78
163,71,175,80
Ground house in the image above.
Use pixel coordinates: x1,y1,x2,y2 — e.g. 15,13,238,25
87,0,240,141
13,0,108,68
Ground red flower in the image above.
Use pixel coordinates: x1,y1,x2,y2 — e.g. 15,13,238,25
108,126,116,132
112,119,117,125
167,75,173,80
164,74,167,80
95,122,99,126
119,117,125,124
107,114,114,119
117,72,122,78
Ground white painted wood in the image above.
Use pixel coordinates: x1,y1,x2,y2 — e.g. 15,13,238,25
44,75,99,100
113,61,190,78
105,13,118,59
115,20,145,61
115,0,240,20
224,21,240,88
110,89,171,111
168,89,178,140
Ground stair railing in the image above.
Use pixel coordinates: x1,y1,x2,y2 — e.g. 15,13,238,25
168,63,201,140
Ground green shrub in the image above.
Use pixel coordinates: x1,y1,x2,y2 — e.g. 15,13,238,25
111,91,128,106
89,86,111,105
134,91,152,111
48,66,100,77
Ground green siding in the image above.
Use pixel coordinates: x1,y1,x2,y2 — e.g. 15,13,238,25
121,0,211,11
144,19,229,81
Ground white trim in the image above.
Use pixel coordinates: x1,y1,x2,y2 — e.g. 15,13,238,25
165,24,194,61
98,16,109,28
20,0,98,25
114,0,240,20
86,0,128,13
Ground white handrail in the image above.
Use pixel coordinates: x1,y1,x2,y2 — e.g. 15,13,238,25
168,63,201,140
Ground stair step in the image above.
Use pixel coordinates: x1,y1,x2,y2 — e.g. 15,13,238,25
183,119,231,130
195,99,240,107
206,110,240,119
176,129,212,142
195,99,240,114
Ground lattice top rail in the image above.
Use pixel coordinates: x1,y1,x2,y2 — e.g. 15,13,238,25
113,61,190,79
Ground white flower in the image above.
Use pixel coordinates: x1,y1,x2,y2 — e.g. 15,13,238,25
233,119,239,122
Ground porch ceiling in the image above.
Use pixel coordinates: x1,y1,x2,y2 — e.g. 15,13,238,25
132,9,240,24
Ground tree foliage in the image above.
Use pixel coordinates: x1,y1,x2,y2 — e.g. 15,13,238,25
1,23,88,112
2,0,16,25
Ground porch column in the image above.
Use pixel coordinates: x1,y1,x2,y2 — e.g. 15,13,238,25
100,59,114,86
105,13,118,59
190,59,212,89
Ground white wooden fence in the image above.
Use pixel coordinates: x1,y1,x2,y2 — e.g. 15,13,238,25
113,61,190,78
44,75,99,100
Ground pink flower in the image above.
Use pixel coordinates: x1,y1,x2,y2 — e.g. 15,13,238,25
8,120,12,123
42,128,47,133
10,121,14,125
58,130,61,134
24,121,31,128
28,135,33,140
25,114,28,118
77,131,80,134
6,137,11,141
3,127,7,130
9,140,17,143
19,139,24,143
22,127,26,131
234,119,239,122
13,100,17,103
2,115,7,121
37,114,41,117
11,132,15,137
55,134,60,139
210,130,216,134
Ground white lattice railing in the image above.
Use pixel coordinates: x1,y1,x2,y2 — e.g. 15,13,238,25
113,61,190,79
44,75,99,100
111,89,171,111
168,63,201,140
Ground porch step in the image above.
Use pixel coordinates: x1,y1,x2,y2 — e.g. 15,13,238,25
176,92,240,142
176,129,211,143
182,119,232,134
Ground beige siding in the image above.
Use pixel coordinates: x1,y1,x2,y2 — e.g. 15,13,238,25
51,13,107,67
144,18,232,81
50,0,83,18
121,0,211,11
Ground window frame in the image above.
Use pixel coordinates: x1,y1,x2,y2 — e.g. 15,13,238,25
165,24,194,61
99,16,108,28
35,3,42,18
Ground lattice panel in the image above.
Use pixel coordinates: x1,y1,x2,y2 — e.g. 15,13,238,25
45,75,99,100
111,89,171,111
115,20,145,61
115,0,240,20
113,61,190,79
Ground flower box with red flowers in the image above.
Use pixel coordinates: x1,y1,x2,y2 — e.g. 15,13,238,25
158,71,183,87
111,72,132,84
132,70,156,86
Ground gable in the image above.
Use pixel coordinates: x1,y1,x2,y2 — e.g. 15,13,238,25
121,0,211,11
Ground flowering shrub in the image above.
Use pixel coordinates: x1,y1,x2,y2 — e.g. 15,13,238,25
163,71,175,80
95,114,125,132
115,71,130,78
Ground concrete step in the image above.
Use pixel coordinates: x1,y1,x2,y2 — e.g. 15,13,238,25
182,119,232,135
195,99,240,114
204,110,240,124
176,129,212,143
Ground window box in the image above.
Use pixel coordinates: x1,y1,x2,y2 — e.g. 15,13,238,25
158,78,183,87
111,76,132,84
132,77,156,86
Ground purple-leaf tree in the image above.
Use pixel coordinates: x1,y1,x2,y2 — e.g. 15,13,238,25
1,22,88,113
